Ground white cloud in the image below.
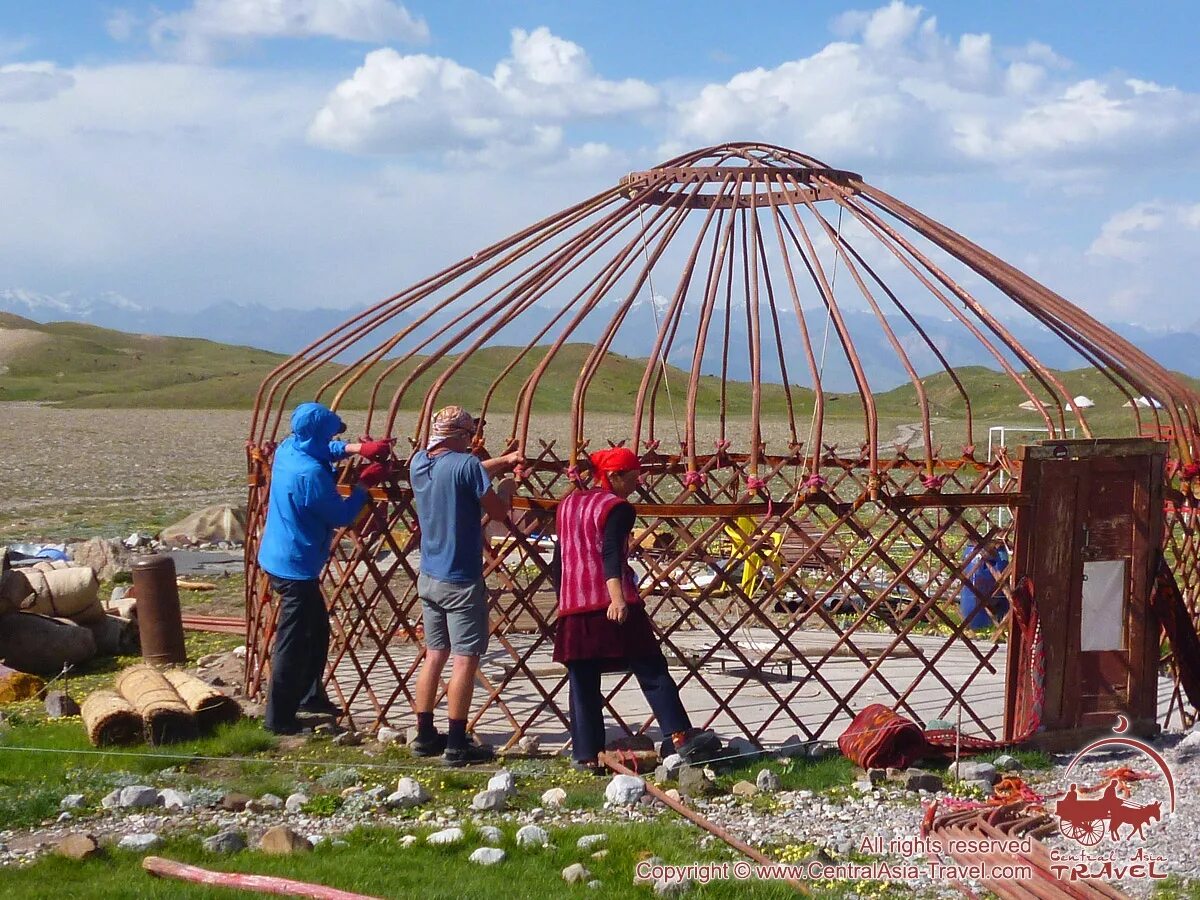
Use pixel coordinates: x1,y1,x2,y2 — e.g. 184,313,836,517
145,0,428,60
1086,203,1167,262
0,62,74,103
309,27,658,160
669,2,1200,175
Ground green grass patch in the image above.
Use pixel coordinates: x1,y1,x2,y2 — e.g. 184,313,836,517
0,823,820,899
714,753,857,795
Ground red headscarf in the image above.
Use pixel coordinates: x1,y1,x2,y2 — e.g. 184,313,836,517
589,447,641,492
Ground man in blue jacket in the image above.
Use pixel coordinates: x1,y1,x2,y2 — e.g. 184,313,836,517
258,402,392,735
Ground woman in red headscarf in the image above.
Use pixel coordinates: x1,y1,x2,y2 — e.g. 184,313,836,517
551,447,720,773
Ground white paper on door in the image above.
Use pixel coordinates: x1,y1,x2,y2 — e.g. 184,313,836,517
1080,559,1126,651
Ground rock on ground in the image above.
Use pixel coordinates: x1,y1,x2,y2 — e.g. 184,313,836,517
115,786,160,809
426,827,464,846
472,789,507,812
376,726,402,745
203,831,246,854
55,834,99,860
541,787,567,807
677,767,718,799
756,769,781,792
562,863,591,884
387,777,429,808
259,826,312,854
655,875,695,897
487,771,516,795
477,826,502,845
515,825,549,847
577,834,606,851
60,794,85,810
605,774,645,806
284,793,308,812
732,780,758,798
470,847,506,866
159,789,192,810
993,754,1023,772
949,761,998,786
44,691,80,718
118,833,162,852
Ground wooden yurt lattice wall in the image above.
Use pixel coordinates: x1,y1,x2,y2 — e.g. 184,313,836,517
246,143,1200,748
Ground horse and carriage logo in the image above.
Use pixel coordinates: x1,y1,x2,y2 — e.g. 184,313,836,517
1052,716,1175,847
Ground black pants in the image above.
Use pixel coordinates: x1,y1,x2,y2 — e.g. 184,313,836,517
567,656,692,763
265,576,331,730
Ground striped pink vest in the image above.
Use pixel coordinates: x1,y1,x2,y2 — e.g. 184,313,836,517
557,489,640,616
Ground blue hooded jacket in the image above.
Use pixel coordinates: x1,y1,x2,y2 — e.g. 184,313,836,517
258,402,368,580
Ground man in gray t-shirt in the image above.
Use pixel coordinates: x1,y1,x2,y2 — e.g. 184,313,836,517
409,405,520,766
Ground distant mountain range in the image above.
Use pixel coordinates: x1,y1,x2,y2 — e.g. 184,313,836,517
4,287,1197,393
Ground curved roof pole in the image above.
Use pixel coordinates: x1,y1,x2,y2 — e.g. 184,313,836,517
251,185,621,444
566,179,707,461
751,213,800,454
829,190,1060,435
683,195,738,485
776,189,880,492
764,173,827,482
328,191,629,425
400,198,662,446
892,197,1200,460
743,174,766,493
631,174,734,454
802,195,937,484
851,183,1100,441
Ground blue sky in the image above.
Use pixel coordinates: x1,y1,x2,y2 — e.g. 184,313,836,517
1,0,1198,328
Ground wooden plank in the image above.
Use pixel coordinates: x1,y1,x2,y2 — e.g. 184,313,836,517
1022,438,1164,461
886,491,1029,510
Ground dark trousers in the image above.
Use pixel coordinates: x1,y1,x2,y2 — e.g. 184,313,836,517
567,656,692,762
265,576,331,730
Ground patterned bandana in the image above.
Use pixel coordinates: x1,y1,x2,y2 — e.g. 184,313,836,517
428,405,477,450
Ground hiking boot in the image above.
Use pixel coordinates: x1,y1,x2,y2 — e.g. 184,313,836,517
675,729,722,765
443,743,495,768
409,731,447,757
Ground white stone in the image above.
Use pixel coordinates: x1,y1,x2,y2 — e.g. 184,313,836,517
605,774,645,806
399,835,418,848
470,847,506,866
541,787,567,807
387,778,429,809
661,753,684,778
118,833,162,852
756,769,782,793
426,827,464,846
118,786,161,809
487,771,516,795
577,834,606,851
472,789,507,812
60,794,85,810
101,789,121,809
257,793,283,810
587,880,603,890
376,726,403,745
284,793,308,813
1179,731,1200,751
563,863,591,884
477,825,503,844
949,761,998,786
232,645,247,659
518,735,541,754
515,824,549,847
993,754,1023,772
159,789,192,810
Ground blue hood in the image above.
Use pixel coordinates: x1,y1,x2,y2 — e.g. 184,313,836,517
288,402,346,462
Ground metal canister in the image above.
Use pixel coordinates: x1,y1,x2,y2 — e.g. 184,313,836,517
131,554,187,665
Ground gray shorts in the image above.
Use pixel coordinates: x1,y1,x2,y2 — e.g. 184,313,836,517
418,572,489,657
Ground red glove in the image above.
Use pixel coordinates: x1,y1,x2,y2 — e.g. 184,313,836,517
358,438,395,461
358,461,391,489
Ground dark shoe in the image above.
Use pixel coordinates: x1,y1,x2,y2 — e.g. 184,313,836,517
265,721,311,736
409,731,447,757
443,743,495,768
298,699,342,717
571,759,607,776
675,729,722,765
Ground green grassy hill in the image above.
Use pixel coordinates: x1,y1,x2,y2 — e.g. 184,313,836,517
1,313,1193,435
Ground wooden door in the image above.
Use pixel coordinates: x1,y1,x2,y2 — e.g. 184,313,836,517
1010,438,1164,734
